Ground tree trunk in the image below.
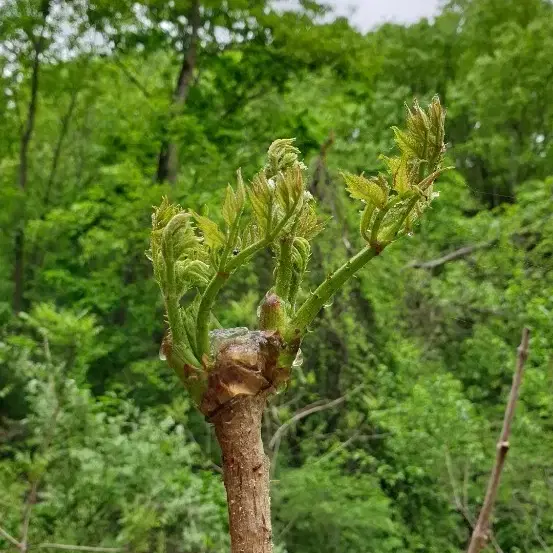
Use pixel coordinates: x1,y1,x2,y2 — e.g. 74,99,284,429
212,393,273,553
156,0,200,184
12,4,50,312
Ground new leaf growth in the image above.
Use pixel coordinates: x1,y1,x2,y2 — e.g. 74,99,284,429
148,96,449,414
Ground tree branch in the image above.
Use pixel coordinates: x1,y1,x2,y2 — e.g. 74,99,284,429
407,240,497,270
43,85,80,208
0,525,21,548
13,5,50,313
112,57,152,99
466,327,530,553
35,544,124,552
269,395,346,451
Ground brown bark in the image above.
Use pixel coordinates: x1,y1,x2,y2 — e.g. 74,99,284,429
198,330,288,553
213,393,273,553
156,0,201,184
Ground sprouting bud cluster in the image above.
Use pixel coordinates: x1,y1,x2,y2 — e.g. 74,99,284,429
342,96,449,248
148,97,449,409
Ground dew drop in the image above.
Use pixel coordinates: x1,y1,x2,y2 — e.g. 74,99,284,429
159,345,167,361
291,348,303,369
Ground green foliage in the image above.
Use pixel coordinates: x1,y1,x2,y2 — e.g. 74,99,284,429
1,308,227,552
1,0,553,551
274,465,401,553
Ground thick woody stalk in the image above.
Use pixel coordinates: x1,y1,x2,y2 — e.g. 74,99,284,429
466,327,530,553
212,394,273,553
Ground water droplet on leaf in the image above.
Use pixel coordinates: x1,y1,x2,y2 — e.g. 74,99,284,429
291,348,303,369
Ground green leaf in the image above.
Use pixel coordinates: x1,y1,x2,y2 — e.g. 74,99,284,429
392,96,445,165
276,165,303,214
190,212,225,249
222,170,246,228
222,185,238,228
380,155,418,196
342,172,388,208
295,203,326,240
247,172,273,235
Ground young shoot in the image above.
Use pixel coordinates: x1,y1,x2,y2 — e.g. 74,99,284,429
148,96,449,413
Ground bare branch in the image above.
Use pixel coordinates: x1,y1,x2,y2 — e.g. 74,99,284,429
467,327,530,553
42,86,80,208
36,544,124,552
157,0,201,184
312,429,362,466
0,525,21,548
407,240,496,270
112,57,152,99
269,395,346,451
408,214,553,271
20,478,39,552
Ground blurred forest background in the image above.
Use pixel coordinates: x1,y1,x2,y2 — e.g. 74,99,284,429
1,0,552,552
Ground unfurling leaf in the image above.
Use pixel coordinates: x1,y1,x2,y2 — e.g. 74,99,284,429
291,237,311,272
175,259,212,294
342,172,388,208
359,203,376,241
222,170,246,228
191,212,226,249
380,155,420,196
265,138,304,177
151,196,182,230
172,224,204,260
392,95,445,166
276,165,303,214
248,172,273,235
295,203,326,240
222,185,238,228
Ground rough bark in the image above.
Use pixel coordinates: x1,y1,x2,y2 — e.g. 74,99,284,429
156,0,201,184
197,329,289,553
213,394,273,553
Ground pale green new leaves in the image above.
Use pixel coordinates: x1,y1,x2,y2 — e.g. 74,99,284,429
248,161,310,239
276,165,303,213
392,96,445,167
295,201,327,241
342,96,448,246
174,259,211,297
148,198,208,289
342,172,388,208
248,171,273,235
265,138,306,177
222,170,246,228
190,212,226,249
380,155,418,196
